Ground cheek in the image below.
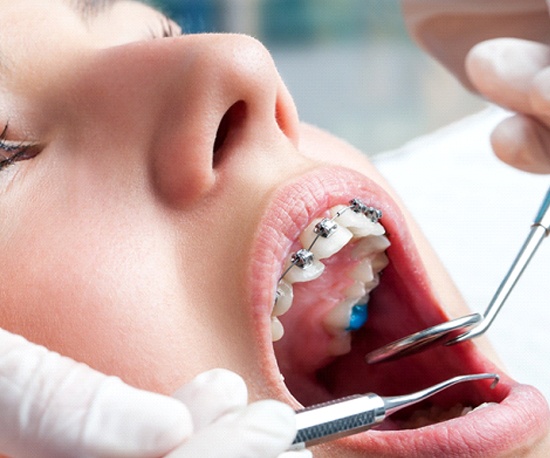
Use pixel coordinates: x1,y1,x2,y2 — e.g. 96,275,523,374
0,201,197,391
299,123,388,189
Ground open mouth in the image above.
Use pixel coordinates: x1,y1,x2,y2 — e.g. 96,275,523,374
249,166,549,456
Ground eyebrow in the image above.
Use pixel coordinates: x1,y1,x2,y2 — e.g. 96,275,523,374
66,0,120,21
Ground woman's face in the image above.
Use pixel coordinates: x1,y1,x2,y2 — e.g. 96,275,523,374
1,1,548,456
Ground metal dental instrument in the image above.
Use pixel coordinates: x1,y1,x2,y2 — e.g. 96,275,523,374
366,185,550,364
289,373,499,450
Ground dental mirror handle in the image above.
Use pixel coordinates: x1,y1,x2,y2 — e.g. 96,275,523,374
289,373,499,450
449,185,550,344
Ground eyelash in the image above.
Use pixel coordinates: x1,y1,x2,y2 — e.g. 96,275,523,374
0,124,41,172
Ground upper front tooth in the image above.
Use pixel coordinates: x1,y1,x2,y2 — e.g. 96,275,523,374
282,256,325,283
299,217,352,259
330,205,385,237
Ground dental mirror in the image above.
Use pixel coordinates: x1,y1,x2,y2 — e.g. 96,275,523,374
366,186,550,365
365,313,482,364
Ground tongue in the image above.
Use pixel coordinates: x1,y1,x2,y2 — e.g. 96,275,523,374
274,243,360,397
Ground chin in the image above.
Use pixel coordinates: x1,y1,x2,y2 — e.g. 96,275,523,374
247,165,550,457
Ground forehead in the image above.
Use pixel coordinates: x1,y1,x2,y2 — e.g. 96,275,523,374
0,0,164,112
0,0,159,68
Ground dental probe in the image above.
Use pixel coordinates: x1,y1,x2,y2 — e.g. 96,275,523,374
366,185,550,364
289,373,499,450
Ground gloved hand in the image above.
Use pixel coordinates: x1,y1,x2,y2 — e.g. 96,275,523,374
465,36,550,174
401,0,550,174
167,369,310,458
0,328,310,458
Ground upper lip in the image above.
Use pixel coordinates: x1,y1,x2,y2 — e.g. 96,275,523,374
247,165,550,455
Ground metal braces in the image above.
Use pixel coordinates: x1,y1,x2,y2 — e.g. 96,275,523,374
349,198,382,223
290,248,314,269
278,198,382,283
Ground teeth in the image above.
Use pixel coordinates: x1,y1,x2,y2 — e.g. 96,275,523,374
299,218,353,260
349,250,388,286
331,205,385,237
271,200,390,343
350,259,374,284
352,235,391,259
282,257,325,284
372,252,389,273
324,298,359,331
400,401,499,429
467,402,498,415
271,316,284,341
273,280,293,316
346,281,367,299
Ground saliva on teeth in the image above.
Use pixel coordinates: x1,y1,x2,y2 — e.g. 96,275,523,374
271,198,390,353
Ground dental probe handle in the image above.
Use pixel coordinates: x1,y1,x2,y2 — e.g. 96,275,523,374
449,186,550,344
289,393,385,450
289,373,499,450
534,186,550,232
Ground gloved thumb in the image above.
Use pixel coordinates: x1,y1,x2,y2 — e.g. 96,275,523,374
172,369,309,457
0,329,191,458
166,399,297,458
172,368,248,430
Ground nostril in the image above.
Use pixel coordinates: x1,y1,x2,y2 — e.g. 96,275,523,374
213,101,246,167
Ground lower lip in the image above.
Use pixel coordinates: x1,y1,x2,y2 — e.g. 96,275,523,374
334,383,549,457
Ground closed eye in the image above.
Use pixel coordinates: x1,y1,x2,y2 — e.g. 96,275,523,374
0,124,41,172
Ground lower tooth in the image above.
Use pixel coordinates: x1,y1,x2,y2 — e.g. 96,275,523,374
350,260,374,284
271,316,284,341
352,235,391,260
324,298,360,333
346,281,367,299
468,402,498,414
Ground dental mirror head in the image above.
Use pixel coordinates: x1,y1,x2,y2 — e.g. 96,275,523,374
365,313,482,364
366,185,550,365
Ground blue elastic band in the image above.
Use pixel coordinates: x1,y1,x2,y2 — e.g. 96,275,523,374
346,304,368,331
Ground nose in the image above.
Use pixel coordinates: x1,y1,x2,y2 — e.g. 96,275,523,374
74,34,300,206
154,34,300,205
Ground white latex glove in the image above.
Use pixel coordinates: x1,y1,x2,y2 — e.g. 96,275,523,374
401,0,550,174
166,369,311,458
0,329,308,458
401,0,550,91
466,36,550,174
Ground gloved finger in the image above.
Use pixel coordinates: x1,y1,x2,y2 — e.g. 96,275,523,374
491,114,550,174
172,368,248,430
166,400,296,458
466,38,550,115
528,66,550,125
0,329,191,458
